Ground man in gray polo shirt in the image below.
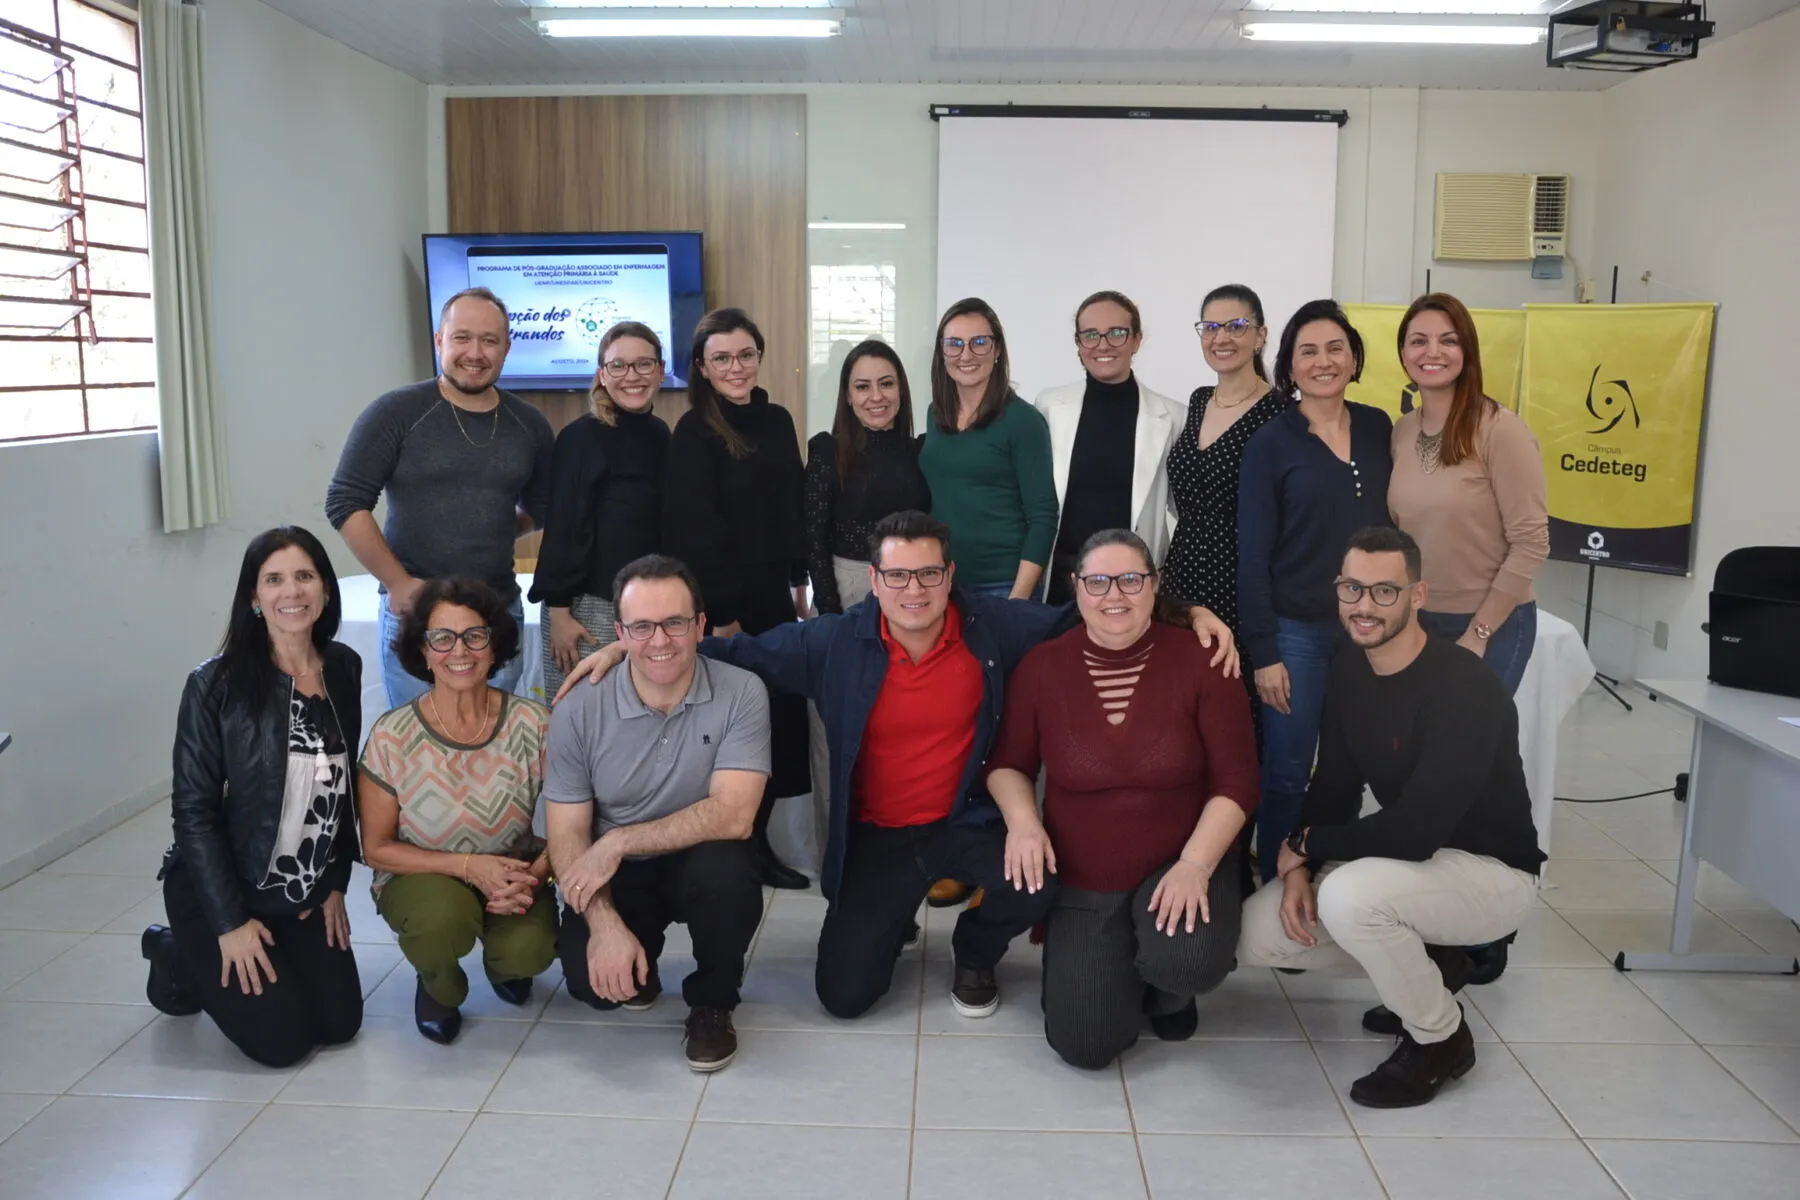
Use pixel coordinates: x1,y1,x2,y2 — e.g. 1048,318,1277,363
544,554,769,1073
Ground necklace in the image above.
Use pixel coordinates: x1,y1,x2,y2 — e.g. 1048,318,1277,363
1417,427,1445,474
427,688,492,744
1209,384,1265,411
444,397,501,448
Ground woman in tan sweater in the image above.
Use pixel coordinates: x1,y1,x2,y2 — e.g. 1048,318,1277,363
1387,293,1548,695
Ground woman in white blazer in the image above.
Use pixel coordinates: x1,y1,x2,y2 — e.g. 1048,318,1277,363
1033,290,1186,605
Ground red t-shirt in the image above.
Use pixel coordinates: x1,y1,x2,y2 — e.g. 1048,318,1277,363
986,621,1259,891
852,603,983,828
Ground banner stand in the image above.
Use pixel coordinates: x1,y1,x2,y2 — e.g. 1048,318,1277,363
1576,268,1634,714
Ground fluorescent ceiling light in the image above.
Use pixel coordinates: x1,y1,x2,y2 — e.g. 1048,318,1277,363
0,33,71,84
537,1,837,7
533,7,844,37
1249,1,1551,13
1241,20,1546,44
808,221,906,230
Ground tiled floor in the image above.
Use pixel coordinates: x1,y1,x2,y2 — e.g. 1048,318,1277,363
2,685,1797,1198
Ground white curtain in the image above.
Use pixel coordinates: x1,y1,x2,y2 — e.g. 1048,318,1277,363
142,0,228,532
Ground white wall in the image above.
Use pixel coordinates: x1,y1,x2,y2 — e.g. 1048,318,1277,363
1537,7,1800,682
0,0,429,884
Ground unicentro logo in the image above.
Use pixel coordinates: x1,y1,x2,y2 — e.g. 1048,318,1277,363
1587,531,1606,551
1582,529,1611,562
1560,363,1649,484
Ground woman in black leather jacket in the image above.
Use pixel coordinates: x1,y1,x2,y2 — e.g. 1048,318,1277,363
141,526,365,1067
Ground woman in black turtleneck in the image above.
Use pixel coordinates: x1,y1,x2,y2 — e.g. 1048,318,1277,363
531,321,671,700
663,307,810,889
1032,290,1186,605
803,340,930,614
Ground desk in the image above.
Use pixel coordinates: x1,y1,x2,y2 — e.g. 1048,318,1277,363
1519,611,1598,855
337,574,544,745
1619,679,1800,975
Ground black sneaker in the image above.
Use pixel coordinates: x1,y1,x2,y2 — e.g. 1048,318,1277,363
950,964,999,1018
140,926,201,1016
683,1005,738,1072
622,966,663,1013
414,976,462,1045
1149,998,1200,1042
1350,1008,1476,1108
1363,943,1473,1036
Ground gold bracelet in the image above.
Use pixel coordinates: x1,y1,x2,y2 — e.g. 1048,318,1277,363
461,853,471,882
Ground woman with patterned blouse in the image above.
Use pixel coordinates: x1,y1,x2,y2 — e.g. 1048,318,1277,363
358,576,556,1045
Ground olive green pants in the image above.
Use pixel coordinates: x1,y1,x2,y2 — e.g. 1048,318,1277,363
376,872,559,1007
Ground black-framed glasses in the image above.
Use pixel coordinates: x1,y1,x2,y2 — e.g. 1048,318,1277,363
1077,571,1155,597
704,348,762,370
941,335,997,358
423,626,492,653
602,357,662,378
1196,318,1256,339
875,565,949,590
621,615,697,640
1335,579,1409,607
1076,326,1133,349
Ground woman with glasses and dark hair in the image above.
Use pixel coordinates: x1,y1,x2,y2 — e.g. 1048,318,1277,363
919,297,1059,601
987,528,1258,1069
1033,290,1187,606
1388,293,1548,695
142,526,365,1068
1163,285,1287,630
358,576,557,1045
1238,300,1394,881
804,339,931,616
662,306,810,889
531,320,672,700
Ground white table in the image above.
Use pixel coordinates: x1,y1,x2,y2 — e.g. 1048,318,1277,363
337,573,545,745
1520,611,1598,855
1619,679,1800,975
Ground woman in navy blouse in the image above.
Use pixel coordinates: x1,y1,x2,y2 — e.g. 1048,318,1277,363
1236,300,1393,881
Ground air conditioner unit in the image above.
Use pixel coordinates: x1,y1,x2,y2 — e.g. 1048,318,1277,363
1434,173,1570,262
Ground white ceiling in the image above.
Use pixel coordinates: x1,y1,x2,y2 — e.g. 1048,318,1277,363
255,0,1796,91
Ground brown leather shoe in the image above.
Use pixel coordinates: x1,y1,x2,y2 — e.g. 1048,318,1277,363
927,879,970,908
683,1005,738,1073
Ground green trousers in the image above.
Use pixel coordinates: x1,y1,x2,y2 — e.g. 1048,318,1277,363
376,872,559,1007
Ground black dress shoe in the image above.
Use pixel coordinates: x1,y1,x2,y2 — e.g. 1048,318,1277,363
1465,938,1511,985
1149,998,1200,1042
489,976,533,1006
1350,1008,1476,1108
754,842,810,891
140,926,201,1016
1363,943,1473,1036
414,977,462,1045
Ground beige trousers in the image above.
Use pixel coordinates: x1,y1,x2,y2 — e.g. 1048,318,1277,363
1238,849,1539,1043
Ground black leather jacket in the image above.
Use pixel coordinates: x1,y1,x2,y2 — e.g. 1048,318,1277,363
161,642,362,936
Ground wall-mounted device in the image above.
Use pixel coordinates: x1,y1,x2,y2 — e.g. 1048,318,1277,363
1433,173,1570,270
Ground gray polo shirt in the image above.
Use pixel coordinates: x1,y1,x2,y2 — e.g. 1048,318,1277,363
542,656,771,837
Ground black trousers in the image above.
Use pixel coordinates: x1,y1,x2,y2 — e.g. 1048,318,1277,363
1042,856,1242,1070
162,863,364,1069
815,818,1058,1019
737,563,810,801
560,839,763,1011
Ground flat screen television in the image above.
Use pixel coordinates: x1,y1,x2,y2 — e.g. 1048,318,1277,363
422,231,706,390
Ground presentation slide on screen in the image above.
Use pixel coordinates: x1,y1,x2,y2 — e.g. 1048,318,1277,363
466,245,673,379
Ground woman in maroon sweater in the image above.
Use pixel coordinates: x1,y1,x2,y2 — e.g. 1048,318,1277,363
987,528,1258,1069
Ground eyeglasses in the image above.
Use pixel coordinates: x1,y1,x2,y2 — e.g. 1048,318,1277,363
1076,326,1133,349
1196,318,1256,339
1077,571,1155,597
621,615,697,640
940,335,997,358
704,348,762,370
875,565,949,590
1335,579,1409,607
423,626,492,653
602,357,662,378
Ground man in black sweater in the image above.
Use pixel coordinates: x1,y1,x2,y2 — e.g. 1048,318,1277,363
1238,525,1545,1109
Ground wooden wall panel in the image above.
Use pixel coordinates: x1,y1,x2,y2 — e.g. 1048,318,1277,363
444,95,808,561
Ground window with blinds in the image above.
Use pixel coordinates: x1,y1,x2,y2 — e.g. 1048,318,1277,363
0,0,154,443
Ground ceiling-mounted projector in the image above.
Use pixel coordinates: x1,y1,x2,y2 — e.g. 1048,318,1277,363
1547,0,1714,71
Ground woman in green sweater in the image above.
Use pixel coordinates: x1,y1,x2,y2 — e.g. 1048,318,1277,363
918,297,1060,599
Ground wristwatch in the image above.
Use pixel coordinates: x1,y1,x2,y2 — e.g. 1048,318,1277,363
1472,621,1495,641
1285,827,1309,857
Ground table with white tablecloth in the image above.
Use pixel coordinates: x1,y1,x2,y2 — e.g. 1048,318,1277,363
336,573,545,745
1517,610,1598,856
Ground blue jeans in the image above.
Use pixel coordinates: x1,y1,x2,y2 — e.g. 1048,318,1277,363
962,579,1045,602
379,590,526,710
1258,615,1346,883
1418,602,1537,697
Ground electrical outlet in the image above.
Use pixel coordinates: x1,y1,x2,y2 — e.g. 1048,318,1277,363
1576,279,1596,303
1653,620,1670,650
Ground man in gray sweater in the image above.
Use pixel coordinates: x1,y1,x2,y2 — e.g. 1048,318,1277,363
325,287,555,706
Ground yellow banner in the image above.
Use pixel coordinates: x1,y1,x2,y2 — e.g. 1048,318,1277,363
1342,303,1525,420
1518,302,1714,574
